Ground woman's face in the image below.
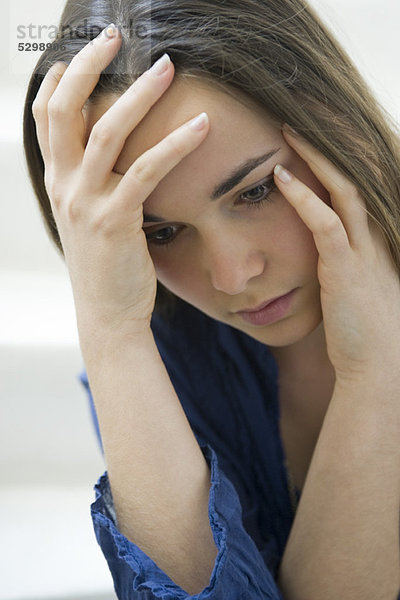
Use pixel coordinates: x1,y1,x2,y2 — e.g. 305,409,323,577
88,77,331,348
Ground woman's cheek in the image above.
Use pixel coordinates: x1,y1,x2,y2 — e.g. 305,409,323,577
151,252,176,287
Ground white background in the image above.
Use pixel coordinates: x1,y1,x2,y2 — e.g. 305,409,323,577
1,1,399,599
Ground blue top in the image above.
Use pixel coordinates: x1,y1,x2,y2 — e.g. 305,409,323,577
80,297,302,599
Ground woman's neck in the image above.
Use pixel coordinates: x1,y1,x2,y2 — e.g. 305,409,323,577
270,321,337,492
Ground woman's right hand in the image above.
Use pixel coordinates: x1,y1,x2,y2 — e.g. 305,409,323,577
31,25,209,336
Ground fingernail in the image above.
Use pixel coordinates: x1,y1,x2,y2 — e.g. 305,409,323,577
187,112,209,131
149,53,171,76
103,23,118,40
274,164,292,184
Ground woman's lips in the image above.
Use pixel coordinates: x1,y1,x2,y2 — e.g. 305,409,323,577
237,288,297,326
238,294,287,313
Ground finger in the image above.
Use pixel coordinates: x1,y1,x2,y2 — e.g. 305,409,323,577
81,54,175,189
282,126,369,247
47,25,122,171
113,112,210,216
31,62,68,163
274,163,350,260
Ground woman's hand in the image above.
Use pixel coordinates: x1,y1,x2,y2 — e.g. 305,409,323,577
31,25,209,336
274,126,400,383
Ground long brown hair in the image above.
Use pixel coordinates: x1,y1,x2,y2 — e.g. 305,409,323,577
23,0,400,315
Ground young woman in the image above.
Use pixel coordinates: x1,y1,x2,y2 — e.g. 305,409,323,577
23,0,400,598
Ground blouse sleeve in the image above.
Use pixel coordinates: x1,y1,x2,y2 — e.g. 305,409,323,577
91,441,284,599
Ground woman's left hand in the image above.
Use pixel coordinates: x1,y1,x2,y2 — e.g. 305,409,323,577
273,125,400,384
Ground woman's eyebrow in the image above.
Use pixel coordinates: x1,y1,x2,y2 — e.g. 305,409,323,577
210,148,280,200
143,148,280,223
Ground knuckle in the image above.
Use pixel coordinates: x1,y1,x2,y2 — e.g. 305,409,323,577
31,99,43,119
320,214,341,236
47,68,64,86
133,157,156,183
168,133,188,157
90,208,117,238
66,198,82,223
296,188,312,206
51,190,63,212
43,171,69,214
45,180,63,212
47,97,68,119
89,122,114,147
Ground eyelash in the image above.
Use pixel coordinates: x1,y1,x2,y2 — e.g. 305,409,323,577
145,175,277,248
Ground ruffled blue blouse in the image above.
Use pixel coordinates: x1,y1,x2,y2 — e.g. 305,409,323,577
80,297,304,599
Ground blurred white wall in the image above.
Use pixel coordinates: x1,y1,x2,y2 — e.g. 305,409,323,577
1,1,116,598
0,0,399,599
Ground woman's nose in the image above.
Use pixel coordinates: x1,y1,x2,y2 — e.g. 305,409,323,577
204,236,266,295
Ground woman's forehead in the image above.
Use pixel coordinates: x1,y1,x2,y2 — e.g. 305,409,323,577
109,77,280,173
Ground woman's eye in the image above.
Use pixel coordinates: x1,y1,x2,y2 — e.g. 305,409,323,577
145,225,181,247
144,176,277,247
237,177,277,208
